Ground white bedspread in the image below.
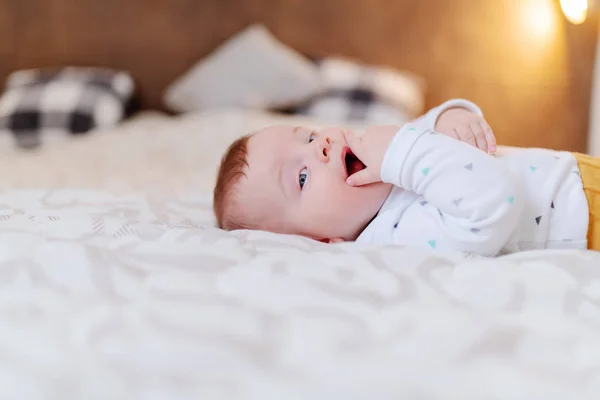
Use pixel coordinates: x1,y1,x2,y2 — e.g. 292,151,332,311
0,111,599,399
0,189,598,399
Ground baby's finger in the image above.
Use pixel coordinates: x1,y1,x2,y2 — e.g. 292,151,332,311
342,130,363,158
346,168,378,187
443,127,460,140
470,123,488,152
481,121,497,153
455,127,477,148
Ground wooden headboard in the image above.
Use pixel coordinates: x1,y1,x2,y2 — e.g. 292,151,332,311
0,0,597,151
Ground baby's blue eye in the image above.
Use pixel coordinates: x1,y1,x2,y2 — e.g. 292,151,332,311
299,167,308,189
308,132,316,143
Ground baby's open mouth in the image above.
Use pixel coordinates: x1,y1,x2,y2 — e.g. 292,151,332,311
344,149,366,177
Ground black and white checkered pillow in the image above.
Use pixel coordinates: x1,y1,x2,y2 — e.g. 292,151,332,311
296,58,425,126
0,67,135,149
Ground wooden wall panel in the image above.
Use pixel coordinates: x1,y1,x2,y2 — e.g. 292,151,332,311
0,0,597,151
0,0,14,52
0,0,15,80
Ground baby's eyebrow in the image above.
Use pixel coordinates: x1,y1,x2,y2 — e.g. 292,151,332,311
275,127,300,201
277,160,290,200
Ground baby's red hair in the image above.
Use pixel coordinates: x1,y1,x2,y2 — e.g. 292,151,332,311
213,135,253,230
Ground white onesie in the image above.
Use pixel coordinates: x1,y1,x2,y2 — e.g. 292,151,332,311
356,100,589,256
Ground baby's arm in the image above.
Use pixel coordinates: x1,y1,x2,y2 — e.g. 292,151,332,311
413,99,483,128
382,121,522,255
413,99,496,153
345,101,523,256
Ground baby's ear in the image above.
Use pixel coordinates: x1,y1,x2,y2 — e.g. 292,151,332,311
320,238,344,244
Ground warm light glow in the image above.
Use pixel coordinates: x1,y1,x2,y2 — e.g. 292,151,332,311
522,0,557,38
510,0,568,90
560,0,588,24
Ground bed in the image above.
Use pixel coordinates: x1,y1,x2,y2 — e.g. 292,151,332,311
0,109,598,399
2,1,600,398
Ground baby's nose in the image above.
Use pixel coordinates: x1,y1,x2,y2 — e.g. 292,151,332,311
316,137,331,162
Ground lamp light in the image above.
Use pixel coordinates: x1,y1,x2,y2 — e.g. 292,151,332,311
560,0,596,24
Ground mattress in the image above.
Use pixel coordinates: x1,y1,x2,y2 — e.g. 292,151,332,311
0,110,599,399
0,109,375,197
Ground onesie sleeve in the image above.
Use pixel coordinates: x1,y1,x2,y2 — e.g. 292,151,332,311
381,102,523,256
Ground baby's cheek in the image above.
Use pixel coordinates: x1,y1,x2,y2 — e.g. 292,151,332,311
325,184,350,205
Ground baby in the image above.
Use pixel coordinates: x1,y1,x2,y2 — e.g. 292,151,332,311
214,99,599,256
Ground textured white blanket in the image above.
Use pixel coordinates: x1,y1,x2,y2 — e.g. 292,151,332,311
0,189,598,399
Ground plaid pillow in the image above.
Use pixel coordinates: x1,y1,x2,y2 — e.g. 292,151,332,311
0,67,135,149
296,57,425,126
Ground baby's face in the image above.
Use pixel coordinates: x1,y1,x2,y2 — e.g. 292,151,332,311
239,125,392,241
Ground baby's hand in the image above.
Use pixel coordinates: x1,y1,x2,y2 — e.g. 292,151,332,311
435,108,497,153
343,126,396,186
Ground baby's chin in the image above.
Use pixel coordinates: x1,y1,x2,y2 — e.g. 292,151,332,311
343,184,393,239
346,216,377,241
335,208,383,241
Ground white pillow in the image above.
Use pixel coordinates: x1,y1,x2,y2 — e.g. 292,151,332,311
163,25,321,112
